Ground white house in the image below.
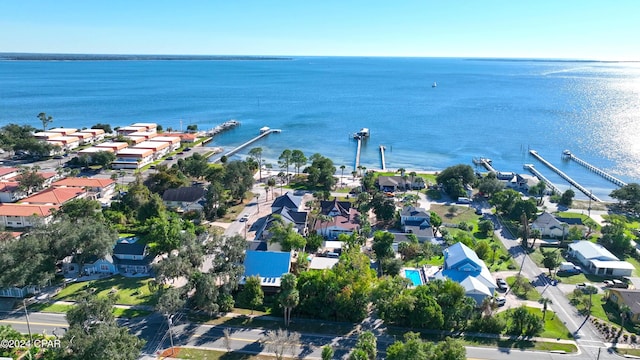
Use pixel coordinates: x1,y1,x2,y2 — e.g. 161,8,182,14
531,212,568,238
568,241,635,276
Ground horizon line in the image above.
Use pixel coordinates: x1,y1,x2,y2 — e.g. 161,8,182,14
1,52,639,63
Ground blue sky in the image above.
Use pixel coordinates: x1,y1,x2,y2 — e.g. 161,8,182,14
1,1,639,60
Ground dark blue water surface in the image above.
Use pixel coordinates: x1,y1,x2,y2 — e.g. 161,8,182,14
2,57,640,200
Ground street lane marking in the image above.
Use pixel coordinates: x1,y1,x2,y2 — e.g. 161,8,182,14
0,319,64,327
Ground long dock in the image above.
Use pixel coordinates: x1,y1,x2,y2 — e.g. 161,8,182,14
563,150,627,187
380,145,386,171
354,138,362,169
473,157,496,173
523,164,562,195
213,128,280,163
529,150,601,202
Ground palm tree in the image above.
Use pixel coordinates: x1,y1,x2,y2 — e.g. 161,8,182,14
351,170,358,180
409,171,417,192
397,167,406,177
620,304,631,333
539,297,553,320
339,165,346,188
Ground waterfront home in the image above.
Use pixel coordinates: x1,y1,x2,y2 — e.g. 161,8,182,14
111,148,154,169
606,289,640,324
20,187,86,205
568,240,635,276
129,123,158,133
52,177,116,199
531,211,569,238
240,250,291,291
149,136,181,152
434,242,497,304
258,192,308,244
0,204,59,228
48,128,78,136
315,198,360,239
133,141,170,160
113,241,151,275
377,175,410,192
162,186,206,212
127,131,158,140
400,206,434,242
33,131,63,141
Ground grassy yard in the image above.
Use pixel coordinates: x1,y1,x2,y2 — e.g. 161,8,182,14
555,272,607,285
29,302,151,318
220,192,258,223
496,307,572,340
421,333,577,353
54,275,157,306
430,204,481,227
159,347,291,359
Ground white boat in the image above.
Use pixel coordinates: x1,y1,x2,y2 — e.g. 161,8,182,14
432,82,437,88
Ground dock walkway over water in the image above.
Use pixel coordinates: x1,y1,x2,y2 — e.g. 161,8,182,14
213,128,281,163
473,158,496,173
523,164,562,195
562,150,627,188
354,138,362,169
379,145,386,171
529,150,601,202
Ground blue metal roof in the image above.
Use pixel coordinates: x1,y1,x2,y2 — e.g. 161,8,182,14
243,250,291,278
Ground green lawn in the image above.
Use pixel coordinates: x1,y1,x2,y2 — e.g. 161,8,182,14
30,302,151,318
430,204,480,226
54,275,157,306
162,347,283,359
421,333,577,353
528,308,573,340
556,272,606,285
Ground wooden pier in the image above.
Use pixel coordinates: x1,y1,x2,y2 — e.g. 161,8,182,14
354,138,362,169
523,164,562,195
562,150,627,187
380,145,386,171
529,150,601,202
213,128,281,163
473,157,496,172
205,119,240,137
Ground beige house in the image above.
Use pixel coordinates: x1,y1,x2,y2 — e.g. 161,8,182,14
112,148,154,169
0,204,59,228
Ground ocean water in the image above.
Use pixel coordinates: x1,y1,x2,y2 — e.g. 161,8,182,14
1,56,640,201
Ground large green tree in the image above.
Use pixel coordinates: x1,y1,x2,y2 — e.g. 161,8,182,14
239,275,264,314
436,164,475,198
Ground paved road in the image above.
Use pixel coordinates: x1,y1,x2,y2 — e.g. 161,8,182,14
489,213,612,360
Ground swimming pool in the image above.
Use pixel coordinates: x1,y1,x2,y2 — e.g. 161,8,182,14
405,269,423,286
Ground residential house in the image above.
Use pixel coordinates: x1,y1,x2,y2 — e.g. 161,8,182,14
63,254,116,276
52,177,116,199
309,256,339,270
113,241,151,274
77,128,106,143
133,141,170,159
568,240,635,276
434,242,497,304
69,132,94,145
399,206,435,242
0,182,25,203
165,133,197,143
377,176,409,192
94,141,129,152
315,198,360,239
20,187,86,205
112,148,154,169
123,135,147,145
149,136,181,152
258,192,308,243
48,128,78,136
33,132,63,141
0,168,20,181
127,131,158,140
531,212,569,238
606,289,640,324
162,186,206,212
45,136,80,151
129,123,158,133
0,204,59,228
240,250,291,291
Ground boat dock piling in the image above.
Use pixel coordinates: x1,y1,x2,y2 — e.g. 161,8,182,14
562,150,627,187
205,119,240,137
380,145,386,171
355,139,362,169
523,164,562,195
529,150,601,202
473,157,496,172
213,128,281,163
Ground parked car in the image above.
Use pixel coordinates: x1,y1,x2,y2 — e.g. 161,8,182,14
496,278,508,291
166,156,174,160
238,214,249,222
475,208,483,215
494,296,506,306
576,283,598,294
605,279,628,288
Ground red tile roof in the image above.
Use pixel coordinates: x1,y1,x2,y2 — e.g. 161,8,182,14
0,167,20,177
0,181,20,192
21,188,85,205
52,177,115,188
0,204,59,217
